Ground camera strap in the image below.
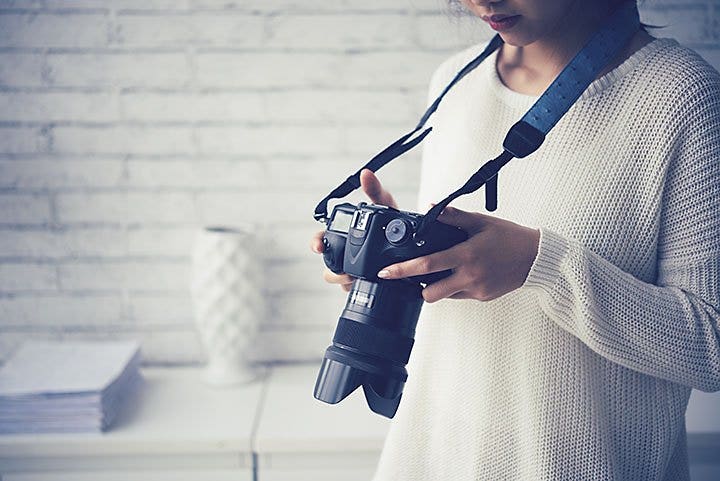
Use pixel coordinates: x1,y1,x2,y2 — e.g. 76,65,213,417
314,1,640,232
313,33,505,223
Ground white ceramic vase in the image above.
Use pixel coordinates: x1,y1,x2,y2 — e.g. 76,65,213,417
190,226,264,386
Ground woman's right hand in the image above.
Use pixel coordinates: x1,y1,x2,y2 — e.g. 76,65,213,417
310,169,399,292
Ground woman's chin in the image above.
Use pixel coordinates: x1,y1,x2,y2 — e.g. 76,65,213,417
497,32,536,48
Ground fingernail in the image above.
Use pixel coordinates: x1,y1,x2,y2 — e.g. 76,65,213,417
377,269,391,278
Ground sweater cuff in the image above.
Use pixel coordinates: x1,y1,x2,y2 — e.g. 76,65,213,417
523,228,571,296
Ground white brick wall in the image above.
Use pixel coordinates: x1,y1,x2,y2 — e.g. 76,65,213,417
0,0,717,365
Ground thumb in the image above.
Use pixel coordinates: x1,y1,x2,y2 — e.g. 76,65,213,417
360,169,397,208
436,205,490,234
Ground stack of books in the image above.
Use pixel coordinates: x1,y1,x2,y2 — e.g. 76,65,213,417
0,340,142,434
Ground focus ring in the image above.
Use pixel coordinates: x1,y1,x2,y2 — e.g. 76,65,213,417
333,317,415,365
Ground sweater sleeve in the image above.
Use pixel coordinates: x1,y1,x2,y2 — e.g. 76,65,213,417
523,82,720,392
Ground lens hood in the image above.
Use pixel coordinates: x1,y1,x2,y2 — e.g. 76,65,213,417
314,356,403,418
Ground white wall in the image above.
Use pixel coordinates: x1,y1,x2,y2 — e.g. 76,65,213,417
0,0,718,365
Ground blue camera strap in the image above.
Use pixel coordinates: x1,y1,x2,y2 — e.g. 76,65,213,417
314,1,640,232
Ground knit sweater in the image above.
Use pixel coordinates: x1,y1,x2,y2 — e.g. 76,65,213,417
371,38,720,481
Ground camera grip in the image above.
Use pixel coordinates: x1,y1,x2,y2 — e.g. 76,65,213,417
322,231,347,274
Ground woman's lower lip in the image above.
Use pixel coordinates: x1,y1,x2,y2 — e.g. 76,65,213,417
488,16,520,31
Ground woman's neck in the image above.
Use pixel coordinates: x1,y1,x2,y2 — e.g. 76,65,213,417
496,3,649,96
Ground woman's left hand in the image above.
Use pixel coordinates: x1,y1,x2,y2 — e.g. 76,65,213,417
377,206,541,303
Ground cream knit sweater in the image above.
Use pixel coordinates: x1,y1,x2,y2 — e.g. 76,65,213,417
371,38,720,481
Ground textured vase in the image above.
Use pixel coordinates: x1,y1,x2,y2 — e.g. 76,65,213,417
191,226,264,386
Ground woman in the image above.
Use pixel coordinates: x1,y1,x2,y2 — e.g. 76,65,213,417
311,0,720,479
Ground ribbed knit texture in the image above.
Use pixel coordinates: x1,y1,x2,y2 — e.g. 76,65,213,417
371,38,720,481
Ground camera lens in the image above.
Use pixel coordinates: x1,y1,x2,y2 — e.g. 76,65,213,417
314,278,424,418
385,219,409,244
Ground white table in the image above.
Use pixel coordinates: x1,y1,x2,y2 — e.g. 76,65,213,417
0,368,263,481
1,365,718,481
253,366,390,481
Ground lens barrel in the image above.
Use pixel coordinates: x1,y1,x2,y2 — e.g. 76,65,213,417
314,278,423,418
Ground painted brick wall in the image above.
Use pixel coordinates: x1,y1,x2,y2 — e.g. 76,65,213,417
0,0,718,365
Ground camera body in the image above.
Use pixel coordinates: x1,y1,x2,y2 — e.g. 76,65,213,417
314,202,467,418
322,202,467,284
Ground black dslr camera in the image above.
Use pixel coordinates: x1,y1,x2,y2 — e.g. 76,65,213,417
314,202,467,418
